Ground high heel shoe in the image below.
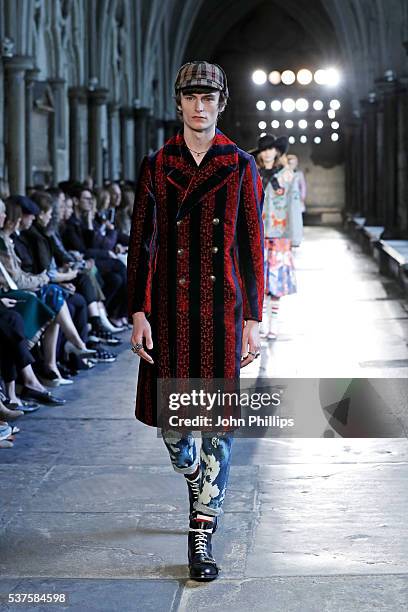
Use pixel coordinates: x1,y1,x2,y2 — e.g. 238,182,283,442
64,341,96,358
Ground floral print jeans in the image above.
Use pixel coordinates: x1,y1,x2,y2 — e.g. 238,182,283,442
161,430,233,517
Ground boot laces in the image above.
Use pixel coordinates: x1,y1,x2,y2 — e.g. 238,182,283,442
194,530,209,555
187,479,200,498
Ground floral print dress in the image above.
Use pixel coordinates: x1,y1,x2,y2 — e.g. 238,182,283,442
260,165,303,297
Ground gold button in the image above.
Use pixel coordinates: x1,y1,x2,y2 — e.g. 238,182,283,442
178,277,186,285
177,248,184,255
176,220,182,226
212,246,218,253
212,218,220,225
210,275,216,283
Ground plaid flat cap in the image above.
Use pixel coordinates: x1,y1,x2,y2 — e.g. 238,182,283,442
174,61,229,96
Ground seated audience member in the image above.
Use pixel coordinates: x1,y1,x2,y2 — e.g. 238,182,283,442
115,184,134,237
0,296,60,410
61,184,128,328
59,192,125,334
0,197,95,387
30,190,119,360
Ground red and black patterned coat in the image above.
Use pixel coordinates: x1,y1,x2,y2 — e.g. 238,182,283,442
127,129,264,426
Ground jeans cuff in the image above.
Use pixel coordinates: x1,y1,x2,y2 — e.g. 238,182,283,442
171,459,199,475
193,501,223,517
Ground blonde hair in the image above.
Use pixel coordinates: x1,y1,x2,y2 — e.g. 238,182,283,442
96,188,111,212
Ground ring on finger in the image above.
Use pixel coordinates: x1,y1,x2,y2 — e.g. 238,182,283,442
131,342,143,354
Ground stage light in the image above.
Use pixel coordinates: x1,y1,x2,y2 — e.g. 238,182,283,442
298,119,307,129
313,100,323,111
300,135,307,143
295,98,309,112
314,136,321,144
271,100,281,111
315,120,323,129
288,136,296,144
271,120,280,128
328,109,336,119
260,132,266,137
314,69,327,85
331,132,339,141
256,100,266,110
268,71,281,85
285,119,294,128
326,68,340,86
331,121,339,129
281,70,296,85
330,99,340,110
258,121,267,130
252,70,267,85
297,69,313,85
282,98,295,112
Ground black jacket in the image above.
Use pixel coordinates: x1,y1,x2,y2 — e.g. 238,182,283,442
23,223,54,274
12,232,36,273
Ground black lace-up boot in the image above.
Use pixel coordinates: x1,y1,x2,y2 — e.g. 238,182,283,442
185,467,218,533
188,514,219,581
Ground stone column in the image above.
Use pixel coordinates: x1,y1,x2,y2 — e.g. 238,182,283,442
155,119,165,149
360,96,378,223
375,78,399,233
25,67,40,188
396,77,408,233
48,78,65,186
107,102,120,180
343,116,362,216
88,88,108,187
120,107,135,180
68,86,88,181
4,55,33,194
134,107,150,174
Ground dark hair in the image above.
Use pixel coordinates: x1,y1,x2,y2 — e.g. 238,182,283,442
175,86,228,120
4,197,22,225
30,191,53,213
62,182,88,201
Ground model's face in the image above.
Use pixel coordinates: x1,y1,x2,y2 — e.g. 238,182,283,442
0,201,5,228
260,147,277,165
180,91,221,132
21,213,35,230
288,157,298,170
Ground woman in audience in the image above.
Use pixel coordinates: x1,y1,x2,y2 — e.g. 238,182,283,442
61,183,128,328
115,185,134,236
0,197,95,386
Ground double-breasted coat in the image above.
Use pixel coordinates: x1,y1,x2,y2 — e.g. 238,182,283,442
127,129,264,426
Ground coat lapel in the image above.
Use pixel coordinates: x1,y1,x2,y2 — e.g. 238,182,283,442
163,129,238,221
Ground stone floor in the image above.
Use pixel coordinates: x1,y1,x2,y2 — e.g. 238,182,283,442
1,226,408,611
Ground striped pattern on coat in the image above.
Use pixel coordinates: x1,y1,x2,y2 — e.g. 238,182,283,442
127,129,264,427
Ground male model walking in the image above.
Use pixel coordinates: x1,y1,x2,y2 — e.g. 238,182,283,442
128,61,264,581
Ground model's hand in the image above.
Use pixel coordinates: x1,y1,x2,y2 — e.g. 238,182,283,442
131,312,154,364
240,320,261,368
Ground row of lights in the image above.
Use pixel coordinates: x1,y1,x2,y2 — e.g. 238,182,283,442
258,120,340,130
256,99,341,112
259,133,340,144
252,68,341,87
